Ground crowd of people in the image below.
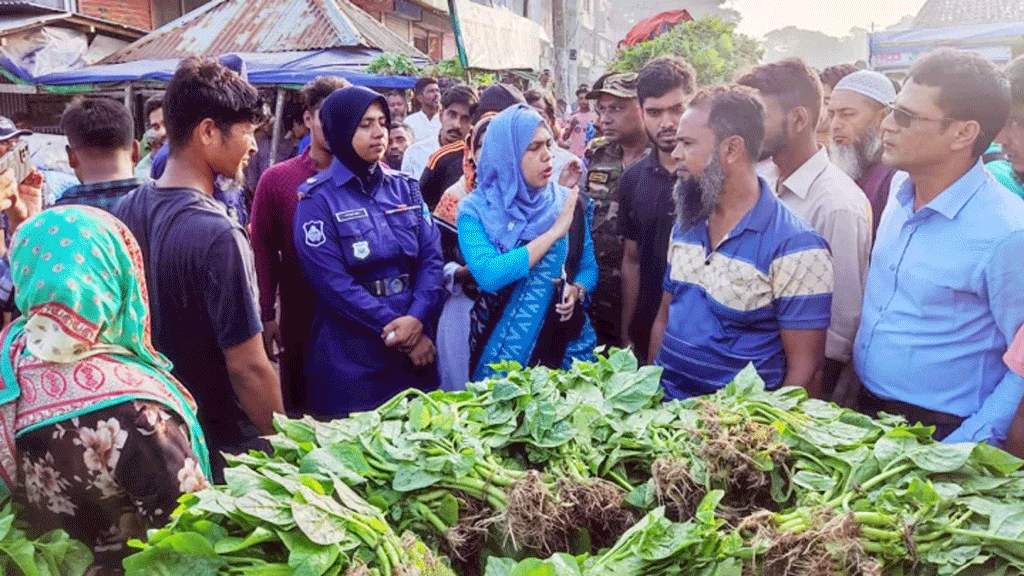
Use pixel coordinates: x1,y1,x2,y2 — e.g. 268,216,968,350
0,45,1022,573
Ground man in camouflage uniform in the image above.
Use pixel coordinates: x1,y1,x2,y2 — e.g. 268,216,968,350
583,72,649,347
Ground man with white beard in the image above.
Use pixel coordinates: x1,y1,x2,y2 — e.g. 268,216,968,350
827,70,898,236
648,85,833,400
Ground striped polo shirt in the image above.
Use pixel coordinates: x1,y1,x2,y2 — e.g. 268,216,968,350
656,179,834,398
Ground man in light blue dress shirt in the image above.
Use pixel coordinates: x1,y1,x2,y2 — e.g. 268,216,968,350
854,48,1024,444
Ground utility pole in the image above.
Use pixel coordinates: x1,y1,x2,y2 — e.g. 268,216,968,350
552,0,568,104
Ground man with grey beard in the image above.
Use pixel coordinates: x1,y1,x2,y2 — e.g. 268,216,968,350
827,70,898,236
648,85,833,400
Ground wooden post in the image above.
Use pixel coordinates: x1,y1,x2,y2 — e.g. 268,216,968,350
269,87,286,166
123,85,133,118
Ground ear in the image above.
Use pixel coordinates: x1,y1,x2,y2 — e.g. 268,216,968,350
304,110,314,131
722,135,746,165
66,145,79,169
791,106,812,135
131,140,140,164
949,119,982,154
195,118,219,147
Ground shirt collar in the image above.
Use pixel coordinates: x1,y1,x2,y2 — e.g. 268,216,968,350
778,147,829,200
329,157,357,186
64,177,140,194
644,151,671,175
743,178,777,232
896,159,988,220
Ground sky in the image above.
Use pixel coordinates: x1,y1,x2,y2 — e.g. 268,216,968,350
728,0,929,37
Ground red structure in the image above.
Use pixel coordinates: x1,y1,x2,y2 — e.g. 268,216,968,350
619,9,693,47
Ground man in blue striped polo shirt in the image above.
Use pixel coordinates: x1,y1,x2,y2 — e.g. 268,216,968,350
649,85,834,399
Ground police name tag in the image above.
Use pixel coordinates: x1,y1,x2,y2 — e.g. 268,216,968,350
353,240,370,260
303,220,326,247
336,208,369,223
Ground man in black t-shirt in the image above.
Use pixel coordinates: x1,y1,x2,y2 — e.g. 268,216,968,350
114,58,283,480
618,57,695,361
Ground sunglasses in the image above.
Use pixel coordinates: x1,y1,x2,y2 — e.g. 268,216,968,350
886,104,952,129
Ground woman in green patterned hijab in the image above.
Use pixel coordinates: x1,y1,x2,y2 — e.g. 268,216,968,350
0,205,211,572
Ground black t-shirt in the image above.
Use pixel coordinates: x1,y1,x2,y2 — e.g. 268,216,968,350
617,153,676,355
113,183,264,453
419,147,464,209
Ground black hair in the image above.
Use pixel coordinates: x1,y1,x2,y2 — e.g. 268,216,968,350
737,58,824,125
689,85,765,161
414,77,439,96
909,48,1010,157
524,89,557,123
143,94,163,119
163,57,265,151
60,96,134,151
819,63,858,90
1007,54,1024,104
637,56,696,105
442,85,479,110
301,76,350,112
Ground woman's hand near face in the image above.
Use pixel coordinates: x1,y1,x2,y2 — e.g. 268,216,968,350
558,159,582,189
549,187,578,238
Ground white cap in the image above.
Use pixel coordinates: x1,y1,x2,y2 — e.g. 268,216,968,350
832,70,897,106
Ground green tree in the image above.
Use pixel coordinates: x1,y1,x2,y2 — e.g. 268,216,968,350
610,16,763,85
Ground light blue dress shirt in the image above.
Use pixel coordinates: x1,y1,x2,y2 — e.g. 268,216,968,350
854,160,1024,444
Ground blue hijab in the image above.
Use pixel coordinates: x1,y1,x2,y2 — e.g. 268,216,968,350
459,104,567,252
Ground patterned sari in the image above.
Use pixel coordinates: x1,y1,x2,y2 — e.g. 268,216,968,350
468,200,597,381
0,206,210,573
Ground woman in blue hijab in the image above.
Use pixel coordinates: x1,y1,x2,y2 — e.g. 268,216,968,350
458,104,597,380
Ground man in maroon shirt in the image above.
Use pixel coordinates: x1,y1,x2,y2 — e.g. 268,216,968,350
250,76,349,412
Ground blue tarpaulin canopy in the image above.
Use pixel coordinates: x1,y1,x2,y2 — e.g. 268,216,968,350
870,21,1024,72
14,49,418,89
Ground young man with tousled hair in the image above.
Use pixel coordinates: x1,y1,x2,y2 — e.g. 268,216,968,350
618,56,695,361
650,85,833,400
739,59,871,404
114,57,283,480
250,75,350,414
402,84,478,192
854,48,1024,444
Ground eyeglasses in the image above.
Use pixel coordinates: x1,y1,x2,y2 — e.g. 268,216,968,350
886,104,951,128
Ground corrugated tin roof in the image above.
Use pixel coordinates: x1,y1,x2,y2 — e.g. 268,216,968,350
914,0,1024,28
0,10,145,40
102,0,424,64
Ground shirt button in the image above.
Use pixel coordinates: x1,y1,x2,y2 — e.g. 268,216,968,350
888,264,896,271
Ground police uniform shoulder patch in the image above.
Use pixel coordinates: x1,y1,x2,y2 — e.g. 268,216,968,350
302,220,326,247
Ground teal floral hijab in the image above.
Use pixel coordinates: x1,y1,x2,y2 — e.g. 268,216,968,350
0,206,210,496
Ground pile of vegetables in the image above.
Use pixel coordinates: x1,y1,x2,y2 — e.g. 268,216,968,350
124,456,454,576
0,502,91,576
125,350,1024,575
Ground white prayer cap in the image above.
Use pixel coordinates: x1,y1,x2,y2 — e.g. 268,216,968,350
832,70,897,106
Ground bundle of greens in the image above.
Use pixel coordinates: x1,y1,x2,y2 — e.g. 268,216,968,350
123,458,454,576
0,501,92,576
126,350,1024,575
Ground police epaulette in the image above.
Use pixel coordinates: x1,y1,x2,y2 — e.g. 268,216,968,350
296,172,330,199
